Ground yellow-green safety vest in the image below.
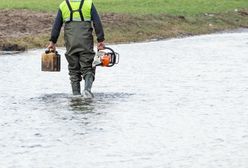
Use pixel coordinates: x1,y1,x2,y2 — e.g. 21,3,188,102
60,0,93,22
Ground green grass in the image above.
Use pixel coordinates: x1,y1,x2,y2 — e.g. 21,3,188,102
0,0,248,15
95,0,248,15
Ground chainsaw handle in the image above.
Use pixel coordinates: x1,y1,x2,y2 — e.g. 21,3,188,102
97,46,114,51
103,47,113,52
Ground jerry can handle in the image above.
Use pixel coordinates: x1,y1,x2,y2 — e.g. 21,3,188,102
45,48,55,54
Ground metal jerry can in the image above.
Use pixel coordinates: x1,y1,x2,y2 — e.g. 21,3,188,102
41,49,61,72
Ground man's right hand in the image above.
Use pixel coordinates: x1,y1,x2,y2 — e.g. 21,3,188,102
47,41,56,51
97,41,105,50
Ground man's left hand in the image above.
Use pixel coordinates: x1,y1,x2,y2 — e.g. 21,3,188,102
47,41,56,51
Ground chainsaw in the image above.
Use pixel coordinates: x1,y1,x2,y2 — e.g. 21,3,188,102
92,47,119,67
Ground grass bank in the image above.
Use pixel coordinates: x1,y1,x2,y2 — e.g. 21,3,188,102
0,0,248,51
2,0,248,15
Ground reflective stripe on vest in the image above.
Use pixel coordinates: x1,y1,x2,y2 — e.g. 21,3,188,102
59,0,92,22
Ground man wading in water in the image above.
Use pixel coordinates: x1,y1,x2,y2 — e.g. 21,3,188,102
47,0,105,98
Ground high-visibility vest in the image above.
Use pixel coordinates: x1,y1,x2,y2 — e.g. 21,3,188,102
60,0,93,22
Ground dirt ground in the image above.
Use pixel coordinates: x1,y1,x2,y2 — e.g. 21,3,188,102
0,9,55,50
0,9,55,38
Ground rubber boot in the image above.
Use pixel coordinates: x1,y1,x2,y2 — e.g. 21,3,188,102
71,82,81,95
82,74,94,98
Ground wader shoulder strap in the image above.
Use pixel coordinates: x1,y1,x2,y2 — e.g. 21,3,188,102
65,0,85,22
65,0,73,22
78,0,85,21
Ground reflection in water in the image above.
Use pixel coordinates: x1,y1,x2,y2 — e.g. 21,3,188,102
69,96,94,113
27,92,133,137
31,92,132,113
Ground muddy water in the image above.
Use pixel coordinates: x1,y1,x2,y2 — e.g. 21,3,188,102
1,32,248,168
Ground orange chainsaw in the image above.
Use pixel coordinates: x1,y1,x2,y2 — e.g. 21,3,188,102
92,47,119,67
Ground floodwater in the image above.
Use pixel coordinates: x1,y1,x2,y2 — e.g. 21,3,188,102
1,32,248,168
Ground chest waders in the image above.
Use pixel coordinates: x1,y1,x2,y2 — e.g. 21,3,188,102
62,0,95,97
